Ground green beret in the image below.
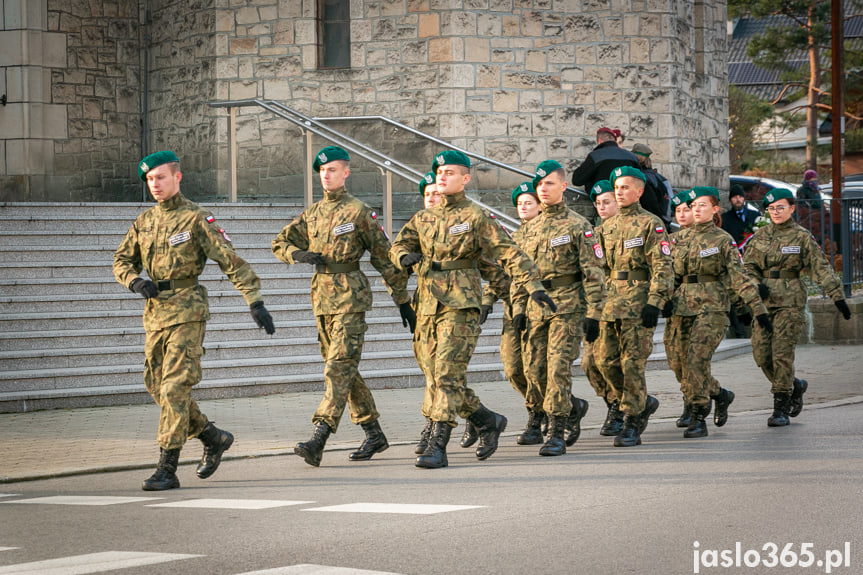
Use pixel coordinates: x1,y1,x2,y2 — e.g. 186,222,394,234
313,146,350,171
670,190,690,208
762,188,794,208
685,186,720,204
138,151,179,181
431,150,471,172
610,165,645,185
589,179,614,201
511,181,538,206
418,171,436,195
532,160,564,188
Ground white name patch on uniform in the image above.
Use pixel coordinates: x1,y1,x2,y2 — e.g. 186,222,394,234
550,234,571,247
624,237,644,249
169,231,191,246
333,222,355,236
449,222,470,235
699,247,720,257
782,246,801,254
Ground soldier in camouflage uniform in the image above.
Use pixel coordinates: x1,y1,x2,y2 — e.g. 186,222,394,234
669,187,771,438
272,146,415,467
595,166,673,447
114,151,276,491
390,150,554,468
580,179,623,436
743,188,851,427
664,190,696,428
513,161,605,456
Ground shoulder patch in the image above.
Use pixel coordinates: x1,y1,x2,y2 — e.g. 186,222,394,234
206,215,215,224
584,230,593,238
655,226,664,234
371,211,378,220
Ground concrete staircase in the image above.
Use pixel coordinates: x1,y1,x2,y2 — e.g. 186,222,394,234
0,202,751,413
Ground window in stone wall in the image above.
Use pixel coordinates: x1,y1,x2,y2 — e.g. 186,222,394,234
318,0,350,69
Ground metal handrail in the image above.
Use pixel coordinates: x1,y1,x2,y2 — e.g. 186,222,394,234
209,99,521,233
316,114,591,200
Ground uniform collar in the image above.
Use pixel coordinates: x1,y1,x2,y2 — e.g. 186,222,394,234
542,201,566,216
619,202,642,216
158,192,184,211
324,187,346,201
442,191,466,207
694,220,715,232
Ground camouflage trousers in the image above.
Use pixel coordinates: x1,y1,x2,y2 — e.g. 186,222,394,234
500,302,530,405
143,321,209,450
663,315,687,394
751,306,805,394
313,312,379,433
673,313,726,408
415,306,481,426
595,318,655,416
580,340,617,403
523,313,581,417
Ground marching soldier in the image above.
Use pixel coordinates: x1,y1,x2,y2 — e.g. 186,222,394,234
272,146,415,467
114,151,276,491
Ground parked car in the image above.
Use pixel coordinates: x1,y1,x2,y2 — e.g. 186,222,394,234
729,175,797,206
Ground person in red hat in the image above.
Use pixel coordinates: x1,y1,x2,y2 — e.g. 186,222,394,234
796,169,825,239
571,127,640,221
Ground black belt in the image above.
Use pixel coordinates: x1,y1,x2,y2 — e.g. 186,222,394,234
682,274,718,284
613,270,650,281
431,259,477,272
767,270,800,279
541,272,583,289
156,278,198,291
315,262,360,273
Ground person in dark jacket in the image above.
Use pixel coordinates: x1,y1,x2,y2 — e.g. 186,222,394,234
571,127,640,220
720,184,760,245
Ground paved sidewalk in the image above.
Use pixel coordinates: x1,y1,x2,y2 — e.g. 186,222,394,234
1,344,861,483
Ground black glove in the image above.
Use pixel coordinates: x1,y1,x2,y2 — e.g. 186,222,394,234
293,250,324,265
583,318,600,343
250,301,276,335
130,277,159,299
835,299,851,320
641,304,660,328
479,304,493,325
661,300,674,318
755,313,773,333
530,290,557,313
758,283,770,300
400,252,423,270
737,312,753,326
513,314,527,334
399,302,417,333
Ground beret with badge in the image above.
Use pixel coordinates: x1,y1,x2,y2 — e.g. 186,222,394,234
532,159,563,188
590,179,614,201
762,188,794,208
686,186,720,204
418,171,436,195
511,181,538,206
431,150,471,173
138,150,180,181
312,145,350,171
610,165,646,185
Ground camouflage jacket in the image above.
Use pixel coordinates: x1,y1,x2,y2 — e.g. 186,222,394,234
390,191,544,315
113,193,262,332
743,219,843,309
271,188,409,315
598,202,673,320
672,222,767,317
512,202,606,321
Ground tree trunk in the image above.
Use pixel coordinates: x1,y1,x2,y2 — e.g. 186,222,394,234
806,2,820,171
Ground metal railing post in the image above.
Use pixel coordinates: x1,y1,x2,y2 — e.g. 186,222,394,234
303,129,313,210
228,107,238,202
379,168,393,240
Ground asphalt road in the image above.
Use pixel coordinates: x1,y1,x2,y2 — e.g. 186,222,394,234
1,404,861,575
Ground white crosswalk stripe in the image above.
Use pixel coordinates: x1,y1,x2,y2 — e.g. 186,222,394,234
147,498,314,510
303,502,484,514
1,496,160,506
236,565,404,575
0,494,19,498
0,551,200,574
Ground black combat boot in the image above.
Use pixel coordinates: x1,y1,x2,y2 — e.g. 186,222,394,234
539,416,567,456
468,404,508,461
676,402,692,428
516,410,544,445
540,412,549,436
637,395,660,434
564,396,589,446
789,378,808,417
415,418,433,455
459,420,479,448
294,421,332,467
711,388,735,427
767,393,791,427
142,448,181,491
195,422,234,479
599,399,624,436
613,414,643,447
683,404,710,438
349,419,389,461
415,421,453,469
